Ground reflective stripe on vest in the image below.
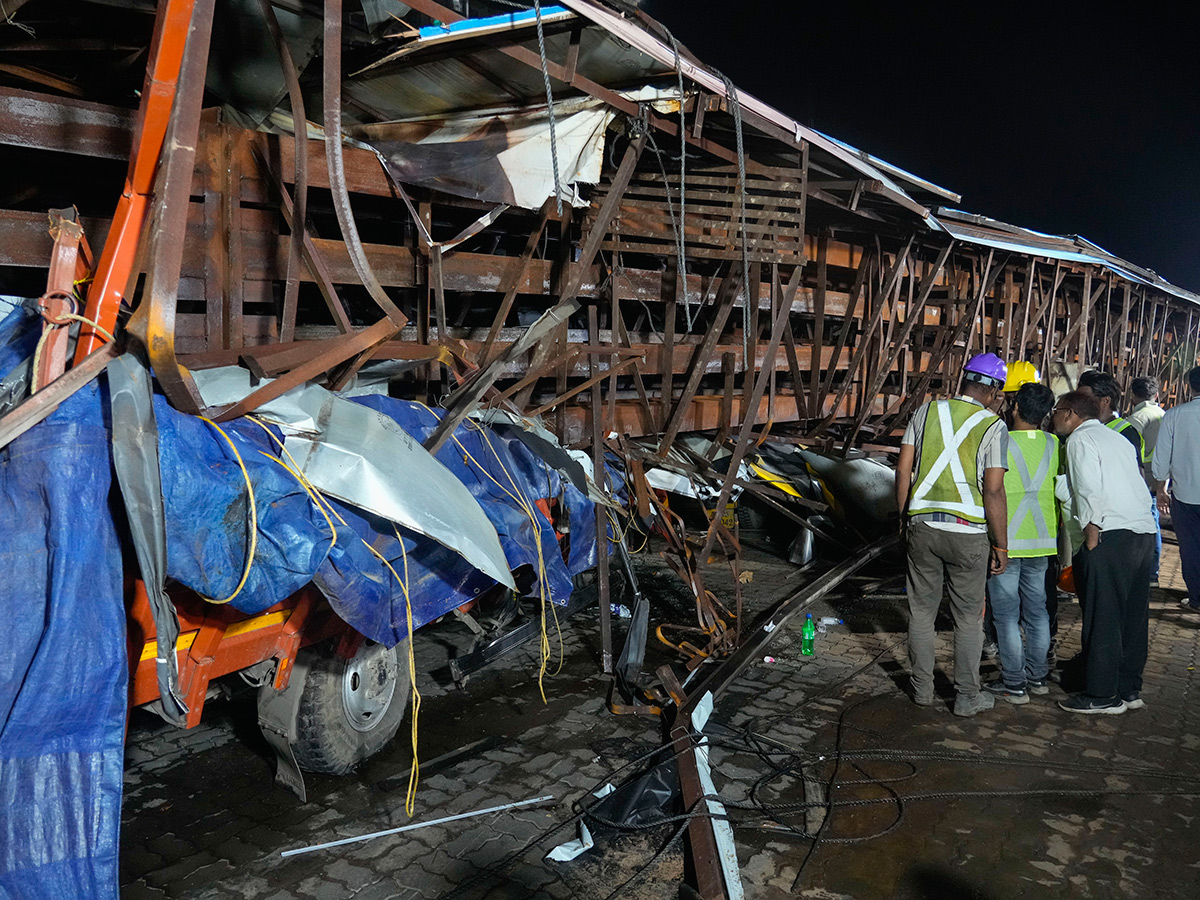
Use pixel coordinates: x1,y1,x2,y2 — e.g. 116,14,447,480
1107,416,1148,464
1005,431,1059,557
909,399,998,523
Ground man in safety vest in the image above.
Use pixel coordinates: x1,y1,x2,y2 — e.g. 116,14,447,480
896,352,1010,717
1077,370,1145,461
982,359,1044,659
982,382,1059,704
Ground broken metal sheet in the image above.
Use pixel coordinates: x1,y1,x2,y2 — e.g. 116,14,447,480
206,0,324,128
191,367,515,590
643,465,746,503
468,407,617,508
797,448,898,525
355,96,613,209
343,14,670,124
415,5,573,44
691,691,745,900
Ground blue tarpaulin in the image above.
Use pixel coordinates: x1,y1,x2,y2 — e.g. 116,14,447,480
0,377,126,899
154,394,605,645
0,299,616,895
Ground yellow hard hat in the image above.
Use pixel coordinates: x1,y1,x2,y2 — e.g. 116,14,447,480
1002,360,1040,392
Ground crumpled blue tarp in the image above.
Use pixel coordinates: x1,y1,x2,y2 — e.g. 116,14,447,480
0,298,617,895
152,392,606,646
0,297,40,377
0,380,126,900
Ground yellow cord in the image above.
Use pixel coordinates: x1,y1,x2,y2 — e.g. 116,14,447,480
254,451,337,551
392,525,422,815
198,417,258,605
30,306,117,392
415,403,564,699
247,416,422,816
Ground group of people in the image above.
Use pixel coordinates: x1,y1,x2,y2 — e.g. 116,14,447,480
895,354,1200,716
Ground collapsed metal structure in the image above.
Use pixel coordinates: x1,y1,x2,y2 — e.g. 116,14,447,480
4,3,1198,897
3,0,1198,658
4,0,1198,661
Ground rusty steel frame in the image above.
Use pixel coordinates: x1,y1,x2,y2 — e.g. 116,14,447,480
75,0,199,362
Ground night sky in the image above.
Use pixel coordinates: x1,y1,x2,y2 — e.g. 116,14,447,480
645,2,1200,292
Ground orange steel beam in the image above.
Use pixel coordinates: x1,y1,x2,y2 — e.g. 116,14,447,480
74,0,198,361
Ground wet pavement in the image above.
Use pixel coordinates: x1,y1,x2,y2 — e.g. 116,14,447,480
122,529,1200,899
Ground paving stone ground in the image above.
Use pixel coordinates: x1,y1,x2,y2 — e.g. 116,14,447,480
122,528,1200,899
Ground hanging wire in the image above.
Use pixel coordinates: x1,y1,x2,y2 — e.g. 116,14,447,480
715,70,752,363
644,128,693,331
533,0,564,214
665,28,693,331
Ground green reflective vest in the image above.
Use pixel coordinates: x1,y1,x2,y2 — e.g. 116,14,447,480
1004,430,1059,557
1107,415,1148,464
908,398,999,523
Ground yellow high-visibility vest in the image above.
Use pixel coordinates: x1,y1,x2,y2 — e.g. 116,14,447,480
1005,430,1059,558
909,399,999,523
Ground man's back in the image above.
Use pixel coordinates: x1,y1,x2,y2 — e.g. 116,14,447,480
1128,401,1164,455
1154,398,1200,503
1067,419,1156,533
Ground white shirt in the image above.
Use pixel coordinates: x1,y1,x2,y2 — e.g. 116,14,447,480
1152,397,1200,504
1065,419,1156,535
1127,400,1165,457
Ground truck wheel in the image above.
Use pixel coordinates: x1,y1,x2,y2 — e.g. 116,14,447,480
291,638,412,775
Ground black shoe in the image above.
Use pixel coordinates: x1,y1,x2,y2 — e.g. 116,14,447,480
1026,677,1050,695
1058,694,1127,715
1121,691,1145,710
983,679,1029,704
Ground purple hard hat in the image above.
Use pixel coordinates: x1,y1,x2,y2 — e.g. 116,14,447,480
963,352,1007,387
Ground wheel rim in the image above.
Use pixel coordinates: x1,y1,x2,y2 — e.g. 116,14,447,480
342,641,399,733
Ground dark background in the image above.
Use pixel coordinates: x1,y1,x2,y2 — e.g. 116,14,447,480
645,1,1200,291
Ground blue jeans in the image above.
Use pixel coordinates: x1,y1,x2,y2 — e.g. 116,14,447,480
986,555,1051,685
1150,495,1161,580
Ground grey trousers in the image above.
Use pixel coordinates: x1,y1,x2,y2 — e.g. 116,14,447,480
905,521,990,698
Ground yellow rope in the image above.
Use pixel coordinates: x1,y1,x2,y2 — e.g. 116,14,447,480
248,416,422,815
30,305,118,392
198,417,258,605
255,451,337,551
414,403,565,699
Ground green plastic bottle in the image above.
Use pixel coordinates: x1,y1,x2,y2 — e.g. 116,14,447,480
801,614,816,656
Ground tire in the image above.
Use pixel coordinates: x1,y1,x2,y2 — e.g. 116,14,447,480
291,638,412,775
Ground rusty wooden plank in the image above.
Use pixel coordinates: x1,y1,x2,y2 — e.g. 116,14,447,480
588,303,614,677
256,0,308,345
481,200,552,364
0,86,134,159
815,247,872,415
123,0,217,414
247,139,352,334
424,133,648,454
658,260,743,455
323,0,407,328
814,236,913,430
660,255,680,430
695,265,804,566
212,319,397,422
844,242,953,446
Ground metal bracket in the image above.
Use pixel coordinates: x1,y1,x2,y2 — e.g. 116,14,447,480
256,652,314,802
